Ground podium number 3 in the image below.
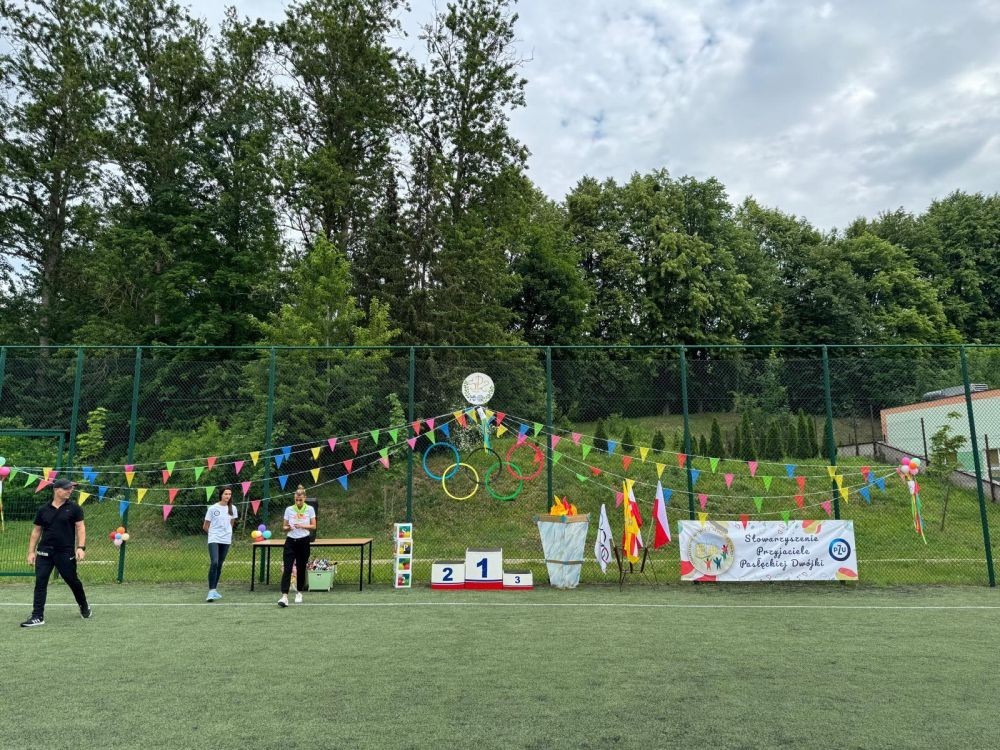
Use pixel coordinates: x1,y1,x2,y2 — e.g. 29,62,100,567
442,567,454,581
476,558,488,577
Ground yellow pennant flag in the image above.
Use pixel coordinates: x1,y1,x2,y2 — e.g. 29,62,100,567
311,446,322,461
484,409,494,420
137,488,147,504
77,492,90,506
639,446,649,462
839,486,849,502
698,512,708,526
496,425,508,437
310,468,320,483
125,471,135,487
655,463,665,479
827,466,836,478
43,467,54,480
250,451,260,466
834,474,844,489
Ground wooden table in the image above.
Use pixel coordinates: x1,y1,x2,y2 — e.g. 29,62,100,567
250,537,374,592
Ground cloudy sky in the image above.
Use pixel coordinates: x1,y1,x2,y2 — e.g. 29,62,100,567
216,0,1000,231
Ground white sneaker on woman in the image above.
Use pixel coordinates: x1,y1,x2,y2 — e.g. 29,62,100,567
294,592,303,604
278,594,288,608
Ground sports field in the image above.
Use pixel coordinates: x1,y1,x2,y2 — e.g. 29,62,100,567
2,583,997,749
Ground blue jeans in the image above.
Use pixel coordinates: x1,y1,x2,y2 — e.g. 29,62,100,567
208,542,231,589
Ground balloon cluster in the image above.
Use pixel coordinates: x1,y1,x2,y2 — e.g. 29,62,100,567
0,454,9,479
251,523,272,541
108,526,131,547
899,456,921,477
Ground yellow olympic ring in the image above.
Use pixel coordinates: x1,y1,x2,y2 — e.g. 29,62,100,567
441,462,480,500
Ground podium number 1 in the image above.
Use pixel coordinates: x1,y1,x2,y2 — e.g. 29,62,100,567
476,557,488,577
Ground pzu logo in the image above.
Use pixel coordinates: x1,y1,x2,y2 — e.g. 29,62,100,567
829,538,851,562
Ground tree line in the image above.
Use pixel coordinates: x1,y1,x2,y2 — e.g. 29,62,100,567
2,0,999,356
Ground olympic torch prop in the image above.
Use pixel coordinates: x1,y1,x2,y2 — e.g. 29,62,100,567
534,497,590,589
897,456,927,544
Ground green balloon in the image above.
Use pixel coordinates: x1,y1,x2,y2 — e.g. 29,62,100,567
0,456,6,467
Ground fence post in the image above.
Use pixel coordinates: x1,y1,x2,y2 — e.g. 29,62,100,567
406,346,415,523
118,347,142,584
260,348,277,583
679,346,695,520
920,418,929,461
545,347,553,509
960,346,995,587
0,347,6,405
984,434,996,504
821,346,840,519
65,347,85,469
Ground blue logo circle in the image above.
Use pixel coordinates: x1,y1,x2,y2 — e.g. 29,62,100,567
829,538,851,562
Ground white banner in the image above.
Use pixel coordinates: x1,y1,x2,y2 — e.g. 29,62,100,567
679,520,858,582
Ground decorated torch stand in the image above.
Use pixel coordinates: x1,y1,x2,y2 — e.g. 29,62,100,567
534,513,590,589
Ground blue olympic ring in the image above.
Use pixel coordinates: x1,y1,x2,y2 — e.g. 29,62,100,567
422,442,461,481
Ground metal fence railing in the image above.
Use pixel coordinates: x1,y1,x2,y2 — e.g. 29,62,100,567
0,344,995,587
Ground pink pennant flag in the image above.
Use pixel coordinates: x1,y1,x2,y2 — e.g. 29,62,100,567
622,455,633,471
677,453,687,468
550,435,561,449
724,473,734,489
250,499,261,515
571,432,582,445
349,439,359,455
241,481,252,497
124,464,135,473
615,491,624,507
46,469,58,480
796,475,806,491
327,437,338,452
161,470,171,485
516,433,527,447
590,466,602,477
411,421,422,435
163,505,173,521
740,513,749,528
379,456,390,469
407,437,418,450
861,466,871,481
495,411,506,425
748,461,758,477
821,500,833,517
168,488,179,503
344,459,354,473
795,494,804,508
234,460,245,475
425,418,435,430
698,493,708,510
206,456,217,471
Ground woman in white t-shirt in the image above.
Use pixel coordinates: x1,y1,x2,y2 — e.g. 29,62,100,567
203,488,238,602
278,486,317,607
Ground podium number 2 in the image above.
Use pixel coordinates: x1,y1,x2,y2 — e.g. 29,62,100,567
476,558,488,577
442,567,454,581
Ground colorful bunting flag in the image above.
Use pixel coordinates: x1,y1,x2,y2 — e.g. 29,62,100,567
338,475,348,491
205,486,216,501
407,438,417,450
344,459,354,473
639,446,649,462
274,453,285,469
781,510,791,524
607,439,617,455
740,514,749,528
710,457,720,473
582,443,592,459
861,466,871,481
724,473,734,489
440,423,451,438
615,491,624,507
859,486,871,503
119,500,128,518
78,492,90,506
98,486,108,501
656,462,665,479
622,455,633,472
754,496,763,511
250,451,260,466
194,466,205,481
163,505,173,521
370,429,381,445
168,488,179,503
572,432,582,445
411,421,422,435
137,488,147,504
827,466,836,478
388,429,399,443
310,468,320,483
206,456,216,472
690,469,701,486
250,499,261,514
281,446,292,460
278,475,288,489
241,481,252,497
762,476,773,491
796,476,806,491
677,453,687,468
698,493,708,510
533,423,542,437
821,501,833,516
794,494,804,508
785,464,796,478
550,435,561,449
125,471,135,487
311,446,322,461
748,461,758,477
839,486,849,502
495,411,506,425
161,470,171,485
698,512,708,526
327,437,338,452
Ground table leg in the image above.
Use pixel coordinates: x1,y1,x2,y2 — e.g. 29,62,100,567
367,540,372,584
359,544,364,591
265,547,271,585
251,544,256,592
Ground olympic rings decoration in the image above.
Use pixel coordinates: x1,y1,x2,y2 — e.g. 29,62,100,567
505,442,543,481
423,442,461,481
441,463,480,500
485,460,523,501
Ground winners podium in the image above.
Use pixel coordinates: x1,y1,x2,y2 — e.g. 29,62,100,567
431,548,533,590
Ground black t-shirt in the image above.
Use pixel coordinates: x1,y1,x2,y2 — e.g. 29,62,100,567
33,501,84,551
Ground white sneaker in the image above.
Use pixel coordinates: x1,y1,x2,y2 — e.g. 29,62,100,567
294,592,303,604
278,595,288,608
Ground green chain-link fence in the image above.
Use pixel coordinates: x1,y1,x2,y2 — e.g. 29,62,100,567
0,345,995,587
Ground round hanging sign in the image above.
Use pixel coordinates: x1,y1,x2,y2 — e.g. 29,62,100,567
462,372,494,405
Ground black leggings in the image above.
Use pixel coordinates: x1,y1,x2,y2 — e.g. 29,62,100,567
281,536,311,593
32,548,88,618
208,542,231,589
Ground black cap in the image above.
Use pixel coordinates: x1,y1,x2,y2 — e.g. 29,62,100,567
52,478,76,490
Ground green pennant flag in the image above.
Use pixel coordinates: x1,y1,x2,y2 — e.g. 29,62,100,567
781,510,791,524
205,486,216,501
753,496,763,512
166,461,176,474
24,473,39,487
388,428,399,443
553,451,563,465
576,473,588,483
710,457,720,473
533,422,542,437
6,467,19,483
427,429,436,444
762,475,773,491
379,447,389,459
194,466,205,482
581,443,592,459
370,429,381,445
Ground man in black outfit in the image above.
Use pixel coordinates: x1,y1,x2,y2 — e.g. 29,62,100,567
21,477,92,627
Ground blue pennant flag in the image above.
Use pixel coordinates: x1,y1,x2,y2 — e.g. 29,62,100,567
82,466,94,483
690,469,701,487
277,474,288,489
859,486,872,503
119,500,128,519
440,423,451,437
607,440,617,456
518,423,529,436
662,487,673,506
274,453,285,469
874,477,886,493
281,445,292,459
785,464,796,478
338,475,348,491
98,486,108,502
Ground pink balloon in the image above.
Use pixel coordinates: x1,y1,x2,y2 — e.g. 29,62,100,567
0,466,10,479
